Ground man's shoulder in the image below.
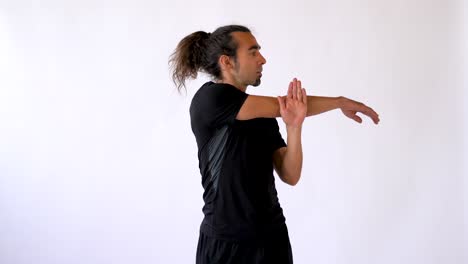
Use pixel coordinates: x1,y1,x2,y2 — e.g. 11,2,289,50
191,81,247,105
190,81,213,108
190,81,228,116
192,81,219,102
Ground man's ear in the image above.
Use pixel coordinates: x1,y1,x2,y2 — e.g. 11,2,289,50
218,55,233,71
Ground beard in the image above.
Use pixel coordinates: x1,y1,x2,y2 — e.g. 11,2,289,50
252,77,261,87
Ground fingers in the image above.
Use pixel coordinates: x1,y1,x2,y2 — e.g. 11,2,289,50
366,110,379,124
360,105,380,124
287,82,293,99
369,108,380,124
348,98,380,125
353,115,363,123
342,98,381,124
292,78,297,100
297,79,302,101
291,78,303,101
346,110,363,123
287,77,308,105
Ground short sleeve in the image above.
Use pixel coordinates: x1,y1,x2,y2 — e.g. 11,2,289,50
190,82,249,128
269,118,287,152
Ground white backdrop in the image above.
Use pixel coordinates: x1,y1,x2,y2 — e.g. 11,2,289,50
0,0,466,263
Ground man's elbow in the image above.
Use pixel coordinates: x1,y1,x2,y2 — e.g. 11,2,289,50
287,178,300,186
281,173,301,186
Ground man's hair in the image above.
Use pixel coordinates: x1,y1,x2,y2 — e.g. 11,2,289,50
169,25,251,92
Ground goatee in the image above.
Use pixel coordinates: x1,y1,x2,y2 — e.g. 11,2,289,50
252,78,261,87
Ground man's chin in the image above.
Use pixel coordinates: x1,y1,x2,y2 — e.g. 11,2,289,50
252,79,261,87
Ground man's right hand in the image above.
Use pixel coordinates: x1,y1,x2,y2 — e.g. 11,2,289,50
277,78,307,128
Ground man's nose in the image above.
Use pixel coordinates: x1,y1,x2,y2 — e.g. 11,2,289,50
260,53,267,65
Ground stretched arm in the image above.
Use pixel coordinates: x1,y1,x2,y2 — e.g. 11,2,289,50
237,79,380,124
307,95,380,124
236,94,342,119
306,95,341,116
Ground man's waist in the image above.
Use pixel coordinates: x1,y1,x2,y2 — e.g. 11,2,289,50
200,216,286,242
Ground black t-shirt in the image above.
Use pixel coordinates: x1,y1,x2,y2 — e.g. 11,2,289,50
190,81,287,241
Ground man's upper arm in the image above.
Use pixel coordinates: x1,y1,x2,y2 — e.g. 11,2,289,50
236,95,281,120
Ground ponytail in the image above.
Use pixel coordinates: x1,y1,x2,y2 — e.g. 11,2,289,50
169,31,210,93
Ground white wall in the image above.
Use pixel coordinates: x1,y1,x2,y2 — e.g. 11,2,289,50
0,0,465,263
462,0,467,260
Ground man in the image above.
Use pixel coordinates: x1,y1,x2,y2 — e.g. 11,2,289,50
169,25,380,264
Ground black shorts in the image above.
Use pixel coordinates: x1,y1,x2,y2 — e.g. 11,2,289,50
196,225,293,264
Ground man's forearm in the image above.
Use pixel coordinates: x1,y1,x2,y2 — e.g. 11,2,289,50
306,96,342,117
280,126,303,186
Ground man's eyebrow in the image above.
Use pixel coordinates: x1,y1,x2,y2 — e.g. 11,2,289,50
248,44,261,50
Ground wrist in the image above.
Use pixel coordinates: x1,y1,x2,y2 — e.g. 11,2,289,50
286,124,303,132
336,96,346,109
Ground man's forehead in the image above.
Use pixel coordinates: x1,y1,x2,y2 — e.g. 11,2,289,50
232,32,260,49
